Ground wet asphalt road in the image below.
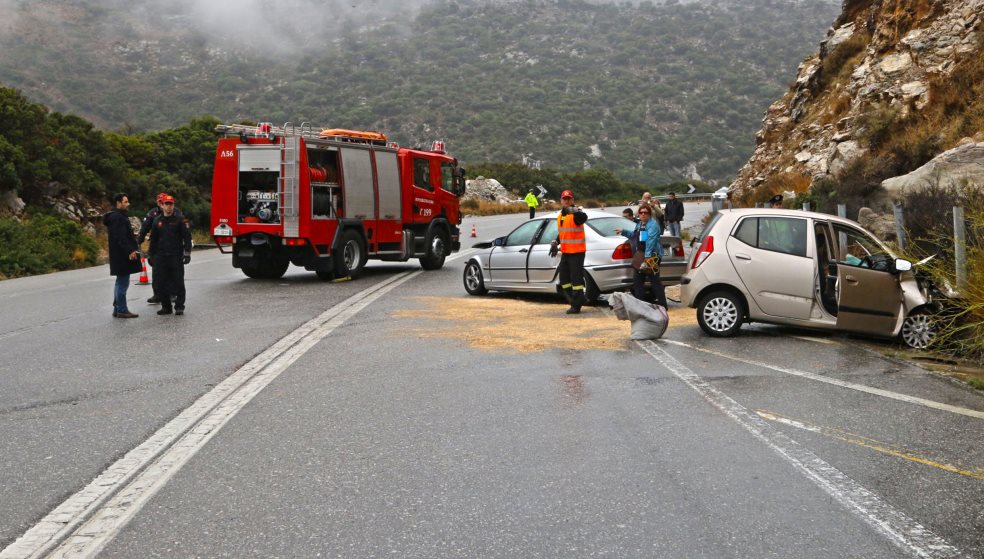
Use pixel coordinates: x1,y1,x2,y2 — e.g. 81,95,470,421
1,205,983,558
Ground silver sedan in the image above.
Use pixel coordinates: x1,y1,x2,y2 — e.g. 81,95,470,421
462,209,686,302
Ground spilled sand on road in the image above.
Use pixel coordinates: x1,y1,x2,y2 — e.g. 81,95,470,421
393,291,697,353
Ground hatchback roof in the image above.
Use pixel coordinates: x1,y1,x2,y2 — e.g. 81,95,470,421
713,207,862,227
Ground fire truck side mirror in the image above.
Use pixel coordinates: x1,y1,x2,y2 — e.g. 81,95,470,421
453,167,467,197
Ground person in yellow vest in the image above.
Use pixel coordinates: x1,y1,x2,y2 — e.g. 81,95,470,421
548,189,588,314
524,188,540,219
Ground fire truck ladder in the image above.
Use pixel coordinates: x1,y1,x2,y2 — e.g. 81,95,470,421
279,122,309,237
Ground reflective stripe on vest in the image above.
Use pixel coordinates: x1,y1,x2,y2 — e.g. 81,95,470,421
557,214,586,253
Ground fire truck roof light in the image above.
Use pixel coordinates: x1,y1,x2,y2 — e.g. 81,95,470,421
432,140,446,154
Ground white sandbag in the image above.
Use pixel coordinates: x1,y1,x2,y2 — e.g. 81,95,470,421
611,292,669,340
610,291,629,321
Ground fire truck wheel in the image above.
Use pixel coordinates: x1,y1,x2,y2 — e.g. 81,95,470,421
240,258,266,279
266,257,289,279
334,229,367,278
420,228,449,270
241,255,288,279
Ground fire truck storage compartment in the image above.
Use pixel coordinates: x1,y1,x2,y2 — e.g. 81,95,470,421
237,146,281,225
340,146,376,220
308,146,340,219
375,149,402,221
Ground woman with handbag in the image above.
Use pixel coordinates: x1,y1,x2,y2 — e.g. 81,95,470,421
616,204,667,308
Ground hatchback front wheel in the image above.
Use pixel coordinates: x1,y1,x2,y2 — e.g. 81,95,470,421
900,310,937,349
697,290,743,337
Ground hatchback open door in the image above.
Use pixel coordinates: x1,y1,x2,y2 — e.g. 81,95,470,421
832,224,903,335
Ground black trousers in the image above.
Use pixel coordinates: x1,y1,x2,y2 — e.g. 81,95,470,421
633,269,667,308
155,255,186,310
558,252,585,292
529,207,536,219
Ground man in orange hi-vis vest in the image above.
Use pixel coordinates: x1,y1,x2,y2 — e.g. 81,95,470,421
548,189,588,314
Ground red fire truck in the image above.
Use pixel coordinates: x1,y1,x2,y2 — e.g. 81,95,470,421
210,122,465,279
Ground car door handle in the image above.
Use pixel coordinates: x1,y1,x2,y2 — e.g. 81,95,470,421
844,274,858,284
519,248,528,253
735,253,751,261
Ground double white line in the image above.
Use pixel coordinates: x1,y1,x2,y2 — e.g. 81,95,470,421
1,269,423,559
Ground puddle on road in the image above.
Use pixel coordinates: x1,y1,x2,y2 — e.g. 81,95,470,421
392,294,697,353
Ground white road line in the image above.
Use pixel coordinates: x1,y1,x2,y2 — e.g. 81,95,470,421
640,340,960,559
0,270,421,559
661,339,984,421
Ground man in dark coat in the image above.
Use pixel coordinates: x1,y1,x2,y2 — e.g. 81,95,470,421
148,194,192,315
103,193,140,318
663,191,685,237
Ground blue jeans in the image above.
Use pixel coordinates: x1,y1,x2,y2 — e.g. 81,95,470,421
113,274,131,314
667,221,681,237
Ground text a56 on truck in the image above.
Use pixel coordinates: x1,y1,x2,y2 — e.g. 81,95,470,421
210,122,466,280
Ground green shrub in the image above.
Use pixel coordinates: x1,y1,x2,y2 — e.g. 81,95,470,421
0,212,100,278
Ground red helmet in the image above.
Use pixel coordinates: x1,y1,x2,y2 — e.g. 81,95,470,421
561,189,574,199
156,192,169,203
161,194,175,204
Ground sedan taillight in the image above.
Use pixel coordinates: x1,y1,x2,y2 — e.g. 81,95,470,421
691,235,714,269
612,242,633,260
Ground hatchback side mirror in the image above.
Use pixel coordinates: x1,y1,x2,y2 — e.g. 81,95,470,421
493,237,505,247
893,258,913,273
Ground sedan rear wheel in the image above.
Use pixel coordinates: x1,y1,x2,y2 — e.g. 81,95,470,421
463,261,488,295
900,310,936,349
697,290,743,337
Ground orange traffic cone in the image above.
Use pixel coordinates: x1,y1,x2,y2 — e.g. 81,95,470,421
470,224,477,237
138,258,149,285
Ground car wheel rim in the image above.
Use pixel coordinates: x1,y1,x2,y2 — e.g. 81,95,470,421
902,314,935,349
465,264,481,291
703,297,738,332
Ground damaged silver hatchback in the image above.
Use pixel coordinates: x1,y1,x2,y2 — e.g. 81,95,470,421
680,208,944,348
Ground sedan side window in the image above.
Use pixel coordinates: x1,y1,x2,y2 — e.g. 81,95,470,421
505,220,544,246
536,218,558,244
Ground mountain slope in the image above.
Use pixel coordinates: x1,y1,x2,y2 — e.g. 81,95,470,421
0,0,840,184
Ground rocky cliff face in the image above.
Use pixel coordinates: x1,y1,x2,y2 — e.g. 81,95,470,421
731,0,983,211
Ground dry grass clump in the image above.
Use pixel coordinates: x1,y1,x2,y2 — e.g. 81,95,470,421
902,204,984,368
818,32,869,91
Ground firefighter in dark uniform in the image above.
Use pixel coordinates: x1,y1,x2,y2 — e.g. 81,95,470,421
148,194,192,315
548,189,588,314
138,192,183,304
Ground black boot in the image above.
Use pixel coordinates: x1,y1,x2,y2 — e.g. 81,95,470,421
566,290,586,314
